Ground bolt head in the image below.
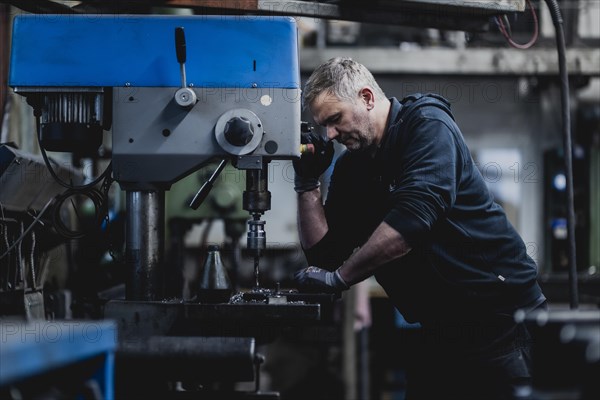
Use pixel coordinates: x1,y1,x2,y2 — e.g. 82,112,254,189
175,87,197,107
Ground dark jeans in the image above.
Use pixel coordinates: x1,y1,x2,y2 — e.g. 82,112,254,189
405,313,538,400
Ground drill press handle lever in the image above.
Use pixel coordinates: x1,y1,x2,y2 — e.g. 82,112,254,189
189,159,228,210
175,27,187,65
174,26,197,108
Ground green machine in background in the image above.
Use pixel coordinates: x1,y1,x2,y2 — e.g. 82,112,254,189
165,162,249,298
166,162,249,221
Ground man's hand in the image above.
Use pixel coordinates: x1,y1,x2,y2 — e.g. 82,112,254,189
293,132,334,193
293,266,349,293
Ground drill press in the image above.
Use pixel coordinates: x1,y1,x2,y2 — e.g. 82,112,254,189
8,14,322,394
9,15,301,301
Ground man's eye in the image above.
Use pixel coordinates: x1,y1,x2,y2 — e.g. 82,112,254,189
321,114,340,127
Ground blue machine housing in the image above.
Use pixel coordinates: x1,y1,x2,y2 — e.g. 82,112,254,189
9,15,299,89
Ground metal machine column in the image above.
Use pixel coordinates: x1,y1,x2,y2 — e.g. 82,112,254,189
126,191,165,301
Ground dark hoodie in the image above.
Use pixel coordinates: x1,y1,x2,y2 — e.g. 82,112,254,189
305,94,545,323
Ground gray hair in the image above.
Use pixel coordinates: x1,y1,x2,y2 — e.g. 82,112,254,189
302,57,386,110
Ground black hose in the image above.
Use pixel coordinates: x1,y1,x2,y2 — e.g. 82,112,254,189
544,0,578,309
35,116,112,190
51,186,107,240
33,117,113,239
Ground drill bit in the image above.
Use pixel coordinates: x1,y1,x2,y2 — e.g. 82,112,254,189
254,255,260,289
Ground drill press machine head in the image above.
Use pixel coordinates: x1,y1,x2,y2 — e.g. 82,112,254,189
9,15,301,297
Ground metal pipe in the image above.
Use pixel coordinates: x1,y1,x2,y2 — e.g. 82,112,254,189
117,336,256,382
545,0,579,309
126,190,165,301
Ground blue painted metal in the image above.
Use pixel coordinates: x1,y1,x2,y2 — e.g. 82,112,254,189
0,321,117,400
9,15,299,88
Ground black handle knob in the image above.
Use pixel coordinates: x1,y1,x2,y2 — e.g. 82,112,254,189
175,27,186,64
189,180,212,210
189,160,228,210
224,117,254,147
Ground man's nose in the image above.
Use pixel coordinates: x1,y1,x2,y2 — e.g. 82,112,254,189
326,125,338,140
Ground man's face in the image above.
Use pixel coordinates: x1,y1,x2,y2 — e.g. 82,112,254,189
310,91,375,152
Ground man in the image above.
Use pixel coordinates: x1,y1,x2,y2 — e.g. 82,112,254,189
293,57,546,399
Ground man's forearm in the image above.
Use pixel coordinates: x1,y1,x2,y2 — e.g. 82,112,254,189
338,221,411,285
297,188,328,249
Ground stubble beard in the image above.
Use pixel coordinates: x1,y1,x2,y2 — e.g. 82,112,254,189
346,113,376,153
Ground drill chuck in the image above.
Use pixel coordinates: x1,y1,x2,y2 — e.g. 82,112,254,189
243,168,271,214
247,219,266,254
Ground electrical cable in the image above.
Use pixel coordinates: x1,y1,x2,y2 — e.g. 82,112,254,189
17,221,23,288
544,0,578,309
0,195,55,261
33,114,115,240
35,116,112,190
495,0,539,49
0,201,11,289
51,186,108,240
501,14,513,37
30,230,36,289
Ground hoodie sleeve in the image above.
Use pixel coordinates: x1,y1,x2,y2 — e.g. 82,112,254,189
383,107,464,247
303,151,379,270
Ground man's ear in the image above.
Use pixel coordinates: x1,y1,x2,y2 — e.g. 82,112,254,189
359,87,375,110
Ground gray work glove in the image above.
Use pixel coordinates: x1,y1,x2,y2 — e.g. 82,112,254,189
293,132,334,193
293,266,349,293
